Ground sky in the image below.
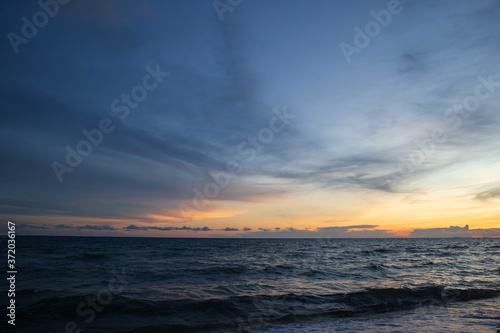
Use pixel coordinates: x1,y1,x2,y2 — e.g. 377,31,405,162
1,0,500,238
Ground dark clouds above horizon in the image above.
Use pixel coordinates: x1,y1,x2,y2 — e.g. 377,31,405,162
1,0,500,236
13,222,500,239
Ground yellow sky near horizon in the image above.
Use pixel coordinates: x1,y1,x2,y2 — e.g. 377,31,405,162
4,178,499,237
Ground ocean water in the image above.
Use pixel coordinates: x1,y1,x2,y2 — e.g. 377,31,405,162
1,236,499,332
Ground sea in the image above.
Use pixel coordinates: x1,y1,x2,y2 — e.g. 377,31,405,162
1,236,499,332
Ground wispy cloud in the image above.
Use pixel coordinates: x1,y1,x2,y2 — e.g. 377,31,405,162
475,187,500,201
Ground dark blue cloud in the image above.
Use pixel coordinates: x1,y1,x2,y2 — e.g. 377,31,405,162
77,224,117,231
122,225,221,232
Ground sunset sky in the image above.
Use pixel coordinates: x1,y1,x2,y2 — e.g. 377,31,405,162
1,0,500,237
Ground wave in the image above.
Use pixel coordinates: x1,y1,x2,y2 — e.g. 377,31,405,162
7,286,499,332
185,265,249,275
443,245,469,249
70,252,111,261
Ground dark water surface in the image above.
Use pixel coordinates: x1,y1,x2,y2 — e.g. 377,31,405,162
2,236,499,332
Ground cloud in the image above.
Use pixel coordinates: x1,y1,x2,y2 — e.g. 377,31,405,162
410,225,500,238
123,225,149,231
76,225,117,231
55,224,72,229
475,187,500,201
8,222,500,239
0,3,302,224
235,225,398,239
17,224,49,229
123,225,216,232
317,225,379,232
